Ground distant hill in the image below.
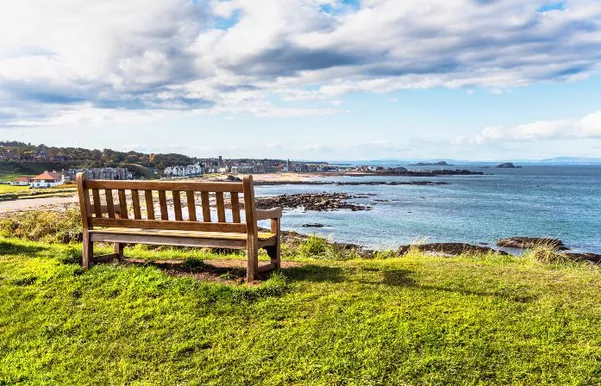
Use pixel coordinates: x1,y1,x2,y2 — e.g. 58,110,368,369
538,157,601,165
0,141,198,179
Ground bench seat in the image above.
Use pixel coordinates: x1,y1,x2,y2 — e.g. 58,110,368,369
90,228,277,240
89,228,277,248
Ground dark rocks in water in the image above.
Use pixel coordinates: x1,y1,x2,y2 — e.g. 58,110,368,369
225,175,242,182
497,237,567,251
565,252,601,264
375,169,483,176
256,193,371,212
302,223,325,228
397,243,508,256
255,180,449,186
496,163,521,169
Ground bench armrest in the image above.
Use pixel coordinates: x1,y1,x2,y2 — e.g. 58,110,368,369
256,208,283,221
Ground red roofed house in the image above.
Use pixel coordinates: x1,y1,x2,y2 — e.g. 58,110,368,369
10,176,31,186
30,171,64,188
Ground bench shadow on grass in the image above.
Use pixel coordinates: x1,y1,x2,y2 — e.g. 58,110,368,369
382,269,535,303
104,259,534,303
120,258,249,282
113,257,346,284
280,265,347,283
284,266,535,303
0,240,48,256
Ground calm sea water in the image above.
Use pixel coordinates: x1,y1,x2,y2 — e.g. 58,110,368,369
255,166,601,253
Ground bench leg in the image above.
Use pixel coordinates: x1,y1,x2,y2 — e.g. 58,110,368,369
246,243,258,283
114,243,124,260
82,233,93,269
268,218,281,269
265,244,280,270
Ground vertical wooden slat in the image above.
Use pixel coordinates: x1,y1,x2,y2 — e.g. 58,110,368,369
201,191,211,222
173,191,183,221
105,189,115,218
144,190,155,220
230,192,241,223
186,191,197,221
92,189,102,218
158,190,168,220
243,176,258,282
76,173,91,229
131,190,142,219
76,173,93,269
118,189,129,219
216,192,226,222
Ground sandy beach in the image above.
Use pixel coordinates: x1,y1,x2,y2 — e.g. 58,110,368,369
0,195,79,214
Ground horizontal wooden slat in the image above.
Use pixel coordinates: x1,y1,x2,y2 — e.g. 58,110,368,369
90,233,247,249
90,228,274,240
90,218,247,233
86,180,244,192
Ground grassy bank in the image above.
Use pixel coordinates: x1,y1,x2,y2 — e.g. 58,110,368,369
0,185,77,202
1,236,601,385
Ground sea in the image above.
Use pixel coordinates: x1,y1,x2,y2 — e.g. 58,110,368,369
255,165,601,253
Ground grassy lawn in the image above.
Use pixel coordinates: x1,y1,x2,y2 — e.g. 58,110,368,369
0,184,28,194
1,238,601,385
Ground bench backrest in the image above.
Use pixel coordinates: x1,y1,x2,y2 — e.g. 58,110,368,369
76,173,258,237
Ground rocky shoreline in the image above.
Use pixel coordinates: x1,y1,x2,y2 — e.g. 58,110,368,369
256,193,371,212
282,231,601,263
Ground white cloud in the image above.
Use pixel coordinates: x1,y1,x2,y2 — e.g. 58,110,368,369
455,110,601,145
2,0,601,126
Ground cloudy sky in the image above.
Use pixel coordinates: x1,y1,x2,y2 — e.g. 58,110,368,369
1,0,601,160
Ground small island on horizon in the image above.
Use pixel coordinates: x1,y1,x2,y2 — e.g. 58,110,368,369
409,161,454,166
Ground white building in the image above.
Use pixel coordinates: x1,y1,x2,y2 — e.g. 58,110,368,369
30,171,64,188
163,163,204,178
10,176,31,186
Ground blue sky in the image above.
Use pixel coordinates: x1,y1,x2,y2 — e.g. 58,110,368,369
1,0,600,161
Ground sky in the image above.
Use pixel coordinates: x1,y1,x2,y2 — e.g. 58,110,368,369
1,0,601,161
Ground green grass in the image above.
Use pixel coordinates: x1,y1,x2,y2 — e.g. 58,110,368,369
0,184,28,194
1,238,601,385
0,186,77,202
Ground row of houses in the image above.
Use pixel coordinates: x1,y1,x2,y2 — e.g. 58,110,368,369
63,168,133,181
163,163,204,178
10,167,133,188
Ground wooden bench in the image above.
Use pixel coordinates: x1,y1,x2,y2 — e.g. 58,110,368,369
76,173,281,282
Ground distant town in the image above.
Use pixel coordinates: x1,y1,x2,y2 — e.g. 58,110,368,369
0,141,484,188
